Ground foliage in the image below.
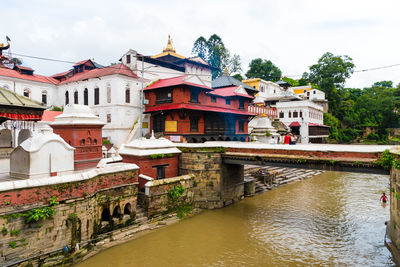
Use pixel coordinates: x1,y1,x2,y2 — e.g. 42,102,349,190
168,185,186,201
176,206,193,219
102,139,111,145
150,153,173,159
24,206,56,223
50,106,63,111
8,241,16,249
245,58,282,82
10,230,20,236
192,34,242,78
304,52,355,115
1,226,7,236
232,74,243,81
376,149,394,170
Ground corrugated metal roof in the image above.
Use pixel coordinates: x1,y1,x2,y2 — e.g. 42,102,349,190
212,75,257,92
145,75,212,91
145,103,256,116
0,86,45,109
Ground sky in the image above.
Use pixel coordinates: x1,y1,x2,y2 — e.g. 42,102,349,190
1,0,400,88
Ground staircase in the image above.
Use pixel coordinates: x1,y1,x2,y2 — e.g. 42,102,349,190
135,205,148,225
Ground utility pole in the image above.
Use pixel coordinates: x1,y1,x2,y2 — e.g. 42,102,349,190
139,55,144,137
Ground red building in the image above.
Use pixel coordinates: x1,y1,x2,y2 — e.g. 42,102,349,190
144,75,255,142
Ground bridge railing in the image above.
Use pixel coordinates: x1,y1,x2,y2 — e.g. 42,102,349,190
248,105,277,118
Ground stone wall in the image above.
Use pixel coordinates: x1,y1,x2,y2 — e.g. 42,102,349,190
388,164,400,264
178,149,244,209
0,170,138,266
143,175,194,218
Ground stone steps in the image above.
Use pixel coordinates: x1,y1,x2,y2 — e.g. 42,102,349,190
135,206,148,225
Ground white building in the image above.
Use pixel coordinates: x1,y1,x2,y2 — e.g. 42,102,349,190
276,100,329,143
0,36,213,148
290,85,328,112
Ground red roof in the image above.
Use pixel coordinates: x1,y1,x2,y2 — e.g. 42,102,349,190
309,123,330,128
40,110,62,122
145,75,212,91
289,121,301,127
59,64,138,84
0,67,59,85
145,103,256,116
209,86,254,99
73,59,93,67
15,66,34,71
50,70,71,78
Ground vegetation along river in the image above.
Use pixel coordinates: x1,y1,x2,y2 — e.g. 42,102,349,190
78,171,394,266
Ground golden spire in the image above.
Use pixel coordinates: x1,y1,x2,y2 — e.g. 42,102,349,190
163,34,176,53
223,66,230,76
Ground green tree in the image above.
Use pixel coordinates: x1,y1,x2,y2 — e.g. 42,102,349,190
245,58,282,82
192,34,242,79
304,52,354,115
232,73,243,81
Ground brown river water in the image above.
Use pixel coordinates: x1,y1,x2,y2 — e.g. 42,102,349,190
78,171,394,266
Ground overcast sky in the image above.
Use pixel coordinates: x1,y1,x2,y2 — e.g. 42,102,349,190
2,0,400,88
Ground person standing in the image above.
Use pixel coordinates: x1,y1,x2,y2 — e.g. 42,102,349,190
380,192,388,203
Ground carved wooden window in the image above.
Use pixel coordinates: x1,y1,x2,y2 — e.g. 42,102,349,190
126,55,131,64
156,90,172,104
238,120,244,132
239,99,244,110
190,89,199,103
23,89,30,98
226,98,231,105
190,116,199,132
211,96,216,103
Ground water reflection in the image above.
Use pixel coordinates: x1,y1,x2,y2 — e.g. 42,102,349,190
78,172,394,267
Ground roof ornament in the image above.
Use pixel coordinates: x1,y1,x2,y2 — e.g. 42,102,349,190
163,34,176,53
223,66,230,76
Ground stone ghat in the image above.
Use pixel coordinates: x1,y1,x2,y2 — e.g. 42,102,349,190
244,165,325,194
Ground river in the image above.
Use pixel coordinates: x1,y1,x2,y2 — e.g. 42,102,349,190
78,171,394,266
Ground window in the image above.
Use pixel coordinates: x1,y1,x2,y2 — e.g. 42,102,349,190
155,165,168,179
126,55,131,64
307,92,310,96
300,111,303,118
313,90,316,94
74,90,78,104
84,88,88,105
226,98,231,105
65,91,69,105
190,89,199,103
239,99,244,109
41,91,47,105
125,85,130,103
156,90,172,104
23,89,30,98
211,96,216,103
279,112,284,118
94,88,100,105
289,111,292,118
106,83,111,103
107,114,111,123
238,120,244,132
260,86,264,92
190,116,199,132
293,111,298,118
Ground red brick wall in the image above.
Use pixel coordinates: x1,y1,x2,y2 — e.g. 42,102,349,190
0,169,138,208
121,154,179,179
52,125,103,170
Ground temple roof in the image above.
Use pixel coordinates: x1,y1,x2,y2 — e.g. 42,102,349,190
212,75,257,92
0,86,44,109
209,86,254,99
152,35,186,61
144,75,212,91
0,67,59,85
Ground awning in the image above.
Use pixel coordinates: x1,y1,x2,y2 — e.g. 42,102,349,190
289,121,301,127
0,113,41,121
309,123,330,128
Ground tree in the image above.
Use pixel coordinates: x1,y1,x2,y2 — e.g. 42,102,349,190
191,34,242,79
232,73,243,81
245,58,282,82
304,52,354,115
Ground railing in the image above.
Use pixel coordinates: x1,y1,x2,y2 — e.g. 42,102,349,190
248,106,277,118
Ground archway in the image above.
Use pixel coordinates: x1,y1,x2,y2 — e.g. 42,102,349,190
112,206,122,219
0,129,12,148
18,129,31,145
124,203,132,215
210,137,216,141
101,208,111,221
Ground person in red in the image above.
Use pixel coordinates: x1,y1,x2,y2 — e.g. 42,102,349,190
284,133,291,144
380,192,388,203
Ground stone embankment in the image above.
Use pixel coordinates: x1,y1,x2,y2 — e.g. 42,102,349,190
244,165,325,194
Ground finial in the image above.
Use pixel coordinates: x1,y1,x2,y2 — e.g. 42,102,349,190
163,34,176,53
223,66,230,76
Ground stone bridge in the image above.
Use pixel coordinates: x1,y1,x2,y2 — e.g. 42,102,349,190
177,142,393,209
